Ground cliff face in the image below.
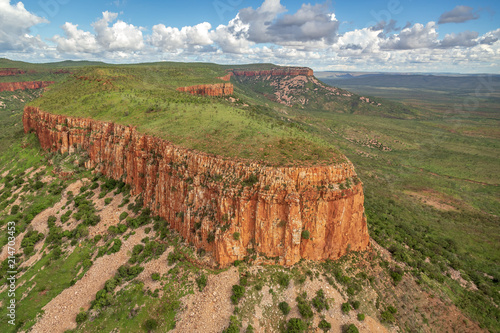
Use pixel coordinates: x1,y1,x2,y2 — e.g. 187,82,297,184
0,81,54,92
24,106,370,267
0,68,26,76
232,67,313,77
177,83,233,96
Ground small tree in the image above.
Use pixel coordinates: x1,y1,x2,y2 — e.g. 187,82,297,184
279,301,291,315
319,319,332,332
345,324,359,333
143,318,158,331
341,302,351,314
286,318,307,333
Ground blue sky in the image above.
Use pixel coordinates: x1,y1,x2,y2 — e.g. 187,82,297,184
1,0,499,72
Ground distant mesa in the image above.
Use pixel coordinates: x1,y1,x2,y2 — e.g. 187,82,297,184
176,83,234,96
0,68,26,76
231,67,314,77
0,81,54,92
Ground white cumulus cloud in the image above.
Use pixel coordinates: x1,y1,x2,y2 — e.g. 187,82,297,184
0,0,48,51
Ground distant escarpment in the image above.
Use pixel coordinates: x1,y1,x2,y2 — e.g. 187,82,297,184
232,67,314,77
0,81,54,92
24,106,369,267
0,68,26,76
177,83,233,96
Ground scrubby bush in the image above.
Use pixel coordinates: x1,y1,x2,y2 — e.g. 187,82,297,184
279,301,291,315
223,315,240,333
296,292,313,319
231,285,245,304
357,313,365,321
233,232,240,241
107,239,122,254
167,250,183,265
381,305,397,323
341,302,351,314
143,318,158,331
351,300,360,310
76,311,87,324
312,289,329,312
277,272,291,287
21,230,44,255
301,230,310,239
196,274,207,291
104,198,112,205
286,318,307,332
345,324,359,333
119,211,128,221
151,272,161,281
319,319,331,332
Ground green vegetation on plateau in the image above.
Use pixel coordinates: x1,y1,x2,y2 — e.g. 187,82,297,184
30,63,342,166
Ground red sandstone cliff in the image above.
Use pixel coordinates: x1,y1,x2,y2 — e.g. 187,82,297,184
0,81,54,92
232,67,314,77
0,68,26,76
177,83,233,96
23,107,369,267
217,73,233,81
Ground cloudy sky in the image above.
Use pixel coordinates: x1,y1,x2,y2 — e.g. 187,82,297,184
1,0,499,73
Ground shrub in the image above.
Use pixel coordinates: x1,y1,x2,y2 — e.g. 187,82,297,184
301,230,310,239
286,318,307,333
167,251,183,265
246,324,255,333
119,212,128,221
104,198,112,205
151,272,160,281
196,274,207,291
277,272,291,287
312,289,329,312
240,276,248,286
76,311,88,324
296,293,313,319
10,205,20,215
231,285,245,304
341,302,351,314
351,300,360,310
279,301,291,315
107,239,122,254
233,232,240,241
223,315,240,333
319,319,331,332
345,324,359,333
143,318,158,331
117,264,144,281
357,313,365,321
380,309,396,323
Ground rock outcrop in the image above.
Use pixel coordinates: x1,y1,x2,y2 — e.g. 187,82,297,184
232,67,314,77
24,106,369,267
0,81,54,92
177,83,234,96
0,68,26,76
217,73,233,81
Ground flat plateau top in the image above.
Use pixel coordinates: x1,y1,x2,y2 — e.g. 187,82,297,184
28,62,345,166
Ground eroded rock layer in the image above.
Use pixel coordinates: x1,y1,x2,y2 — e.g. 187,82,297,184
0,81,54,92
0,68,26,76
232,67,314,77
23,106,369,267
177,83,233,96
